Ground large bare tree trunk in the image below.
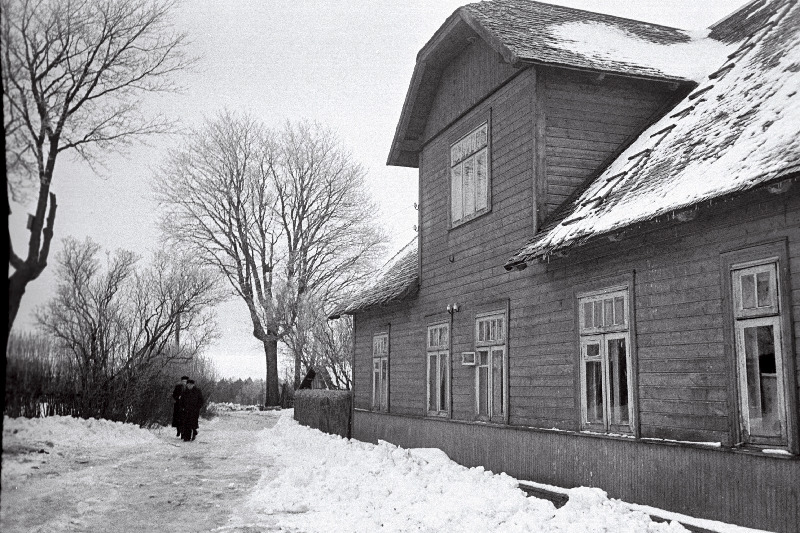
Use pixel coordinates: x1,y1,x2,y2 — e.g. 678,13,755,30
7,270,27,347
294,346,302,390
8,188,57,340
264,336,280,406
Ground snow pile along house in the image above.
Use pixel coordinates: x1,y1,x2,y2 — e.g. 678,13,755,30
332,1,799,531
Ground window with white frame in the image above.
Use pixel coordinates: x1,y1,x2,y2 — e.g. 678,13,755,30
450,122,489,224
731,261,788,445
426,323,449,415
578,288,633,433
372,333,388,412
475,312,506,421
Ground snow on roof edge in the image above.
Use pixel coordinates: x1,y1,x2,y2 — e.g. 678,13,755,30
505,0,800,268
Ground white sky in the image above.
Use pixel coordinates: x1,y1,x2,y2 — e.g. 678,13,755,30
8,0,744,379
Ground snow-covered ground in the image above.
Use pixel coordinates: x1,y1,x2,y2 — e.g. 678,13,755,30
0,410,767,532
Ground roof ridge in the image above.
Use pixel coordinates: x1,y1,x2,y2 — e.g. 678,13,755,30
708,0,767,33
467,0,691,33
379,237,417,271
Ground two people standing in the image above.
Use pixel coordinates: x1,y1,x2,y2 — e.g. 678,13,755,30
171,376,205,442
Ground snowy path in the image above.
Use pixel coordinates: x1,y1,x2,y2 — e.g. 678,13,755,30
6,410,759,533
2,411,280,532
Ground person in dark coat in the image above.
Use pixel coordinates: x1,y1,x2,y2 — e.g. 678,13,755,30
172,376,189,437
179,380,204,442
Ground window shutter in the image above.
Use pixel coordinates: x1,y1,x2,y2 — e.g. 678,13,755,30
451,165,463,221
476,149,488,211
463,158,475,215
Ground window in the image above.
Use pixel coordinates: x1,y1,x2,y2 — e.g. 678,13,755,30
475,312,506,422
731,261,789,446
426,323,449,415
578,288,633,433
372,333,388,412
451,122,489,224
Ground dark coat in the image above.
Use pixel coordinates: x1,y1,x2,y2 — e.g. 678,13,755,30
171,384,185,427
179,387,204,430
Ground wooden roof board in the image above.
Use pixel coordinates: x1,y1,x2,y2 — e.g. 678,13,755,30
463,0,693,79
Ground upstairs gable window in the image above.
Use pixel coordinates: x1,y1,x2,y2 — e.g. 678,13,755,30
451,122,490,225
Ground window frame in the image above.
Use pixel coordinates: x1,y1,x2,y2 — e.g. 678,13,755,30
722,241,797,453
426,322,450,417
733,314,786,445
474,311,507,423
372,332,389,412
576,283,636,434
449,119,491,228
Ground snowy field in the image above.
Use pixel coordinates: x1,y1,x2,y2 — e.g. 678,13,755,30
0,410,765,532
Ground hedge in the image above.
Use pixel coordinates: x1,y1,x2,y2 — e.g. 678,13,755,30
293,389,352,438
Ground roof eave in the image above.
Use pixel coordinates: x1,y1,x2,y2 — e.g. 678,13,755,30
505,172,800,269
388,8,518,168
327,279,420,320
514,58,694,86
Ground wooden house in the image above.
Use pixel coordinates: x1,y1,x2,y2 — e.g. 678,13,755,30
331,0,800,530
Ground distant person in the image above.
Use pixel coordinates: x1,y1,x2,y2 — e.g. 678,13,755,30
172,376,189,437
179,379,204,442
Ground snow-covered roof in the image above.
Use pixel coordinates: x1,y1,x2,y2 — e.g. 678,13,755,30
328,239,418,319
506,0,800,268
463,0,725,82
388,0,713,168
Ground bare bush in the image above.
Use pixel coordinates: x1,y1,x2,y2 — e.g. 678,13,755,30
5,330,220,425
33,237,222,422
4,332,77,417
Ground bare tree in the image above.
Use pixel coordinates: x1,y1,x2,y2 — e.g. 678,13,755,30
271,120,383,387
36,237,221,418
156,112,284,405
156,113,383,403
3,0,191,349
292,301,353,390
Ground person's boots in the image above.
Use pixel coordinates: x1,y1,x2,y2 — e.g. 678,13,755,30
191,429,197,441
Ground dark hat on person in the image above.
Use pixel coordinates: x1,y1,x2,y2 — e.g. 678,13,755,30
187,379,196,384
180,376,190,381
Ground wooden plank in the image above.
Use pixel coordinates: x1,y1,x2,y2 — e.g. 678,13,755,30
638,412,729,432
546,116,645,135
545,145,614,161
546,135,625,151
639,358,727,374
640,399,728,417
535,67,548,225
638,372,726,388
546,126,628,144
639,386,728,402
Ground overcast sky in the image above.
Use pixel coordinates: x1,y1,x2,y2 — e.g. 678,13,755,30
8,0,745,380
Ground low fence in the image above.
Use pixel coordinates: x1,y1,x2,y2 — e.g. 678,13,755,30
293,390,352,438
4,393,83,419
